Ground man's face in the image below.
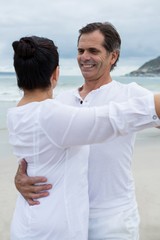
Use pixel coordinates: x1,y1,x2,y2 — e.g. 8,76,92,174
77,30,114,82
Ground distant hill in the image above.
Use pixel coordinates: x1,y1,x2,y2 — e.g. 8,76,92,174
126,56,160,77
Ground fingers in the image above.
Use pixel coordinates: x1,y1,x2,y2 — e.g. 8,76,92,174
27,190,50,200
16,177,52,198
18,183,52,205
25,184,52,198
26,176,48,185
17,160,48,184
14,159,52,205
15,163,49,190
25,187,51,206
15,176,52,201
27,198,40,206
26,190,50,205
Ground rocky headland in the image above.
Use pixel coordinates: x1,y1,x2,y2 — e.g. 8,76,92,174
126,56,160,77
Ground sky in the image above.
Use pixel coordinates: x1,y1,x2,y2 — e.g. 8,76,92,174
1,0,160,76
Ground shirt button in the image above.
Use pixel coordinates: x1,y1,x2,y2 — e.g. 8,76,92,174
152,115,157,120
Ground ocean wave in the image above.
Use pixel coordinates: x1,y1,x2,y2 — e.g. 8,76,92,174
0,75,160,101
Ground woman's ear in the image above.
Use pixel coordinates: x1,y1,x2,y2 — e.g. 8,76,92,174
50,66,60,88
54,66,60,81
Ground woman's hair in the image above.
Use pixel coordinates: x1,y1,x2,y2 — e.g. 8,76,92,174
12,36,59,90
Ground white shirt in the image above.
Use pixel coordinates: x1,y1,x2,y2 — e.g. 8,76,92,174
7,94,160,239
56,80,160,215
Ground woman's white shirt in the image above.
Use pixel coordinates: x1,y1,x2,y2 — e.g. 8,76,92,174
7,97,160,240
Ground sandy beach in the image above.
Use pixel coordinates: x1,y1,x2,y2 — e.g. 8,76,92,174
0,127,160,240
0,129,18,240
133,128,160,240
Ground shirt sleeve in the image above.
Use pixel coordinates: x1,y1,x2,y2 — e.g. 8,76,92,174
108,93,160,135
39,94,160,148
128,82,151,97
39,100,116,147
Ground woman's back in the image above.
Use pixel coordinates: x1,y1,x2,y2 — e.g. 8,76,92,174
8,100,90,240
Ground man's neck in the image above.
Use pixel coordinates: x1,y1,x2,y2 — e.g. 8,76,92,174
79,76,112,99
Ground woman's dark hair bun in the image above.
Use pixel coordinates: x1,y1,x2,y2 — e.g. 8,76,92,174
12,37,36,59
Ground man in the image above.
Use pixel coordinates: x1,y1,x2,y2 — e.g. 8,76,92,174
15,22,160,239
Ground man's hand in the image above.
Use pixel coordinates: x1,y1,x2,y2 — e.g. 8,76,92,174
15,159,52,205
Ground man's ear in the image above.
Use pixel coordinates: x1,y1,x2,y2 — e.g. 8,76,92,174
50,66,60,88
110,50,119,65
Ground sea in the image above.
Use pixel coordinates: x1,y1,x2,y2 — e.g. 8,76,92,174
0,72,160,130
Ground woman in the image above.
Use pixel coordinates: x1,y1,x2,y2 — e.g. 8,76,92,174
7,36,160,240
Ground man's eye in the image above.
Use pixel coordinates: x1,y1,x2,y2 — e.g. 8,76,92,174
90,49,98,54
78,49,84,54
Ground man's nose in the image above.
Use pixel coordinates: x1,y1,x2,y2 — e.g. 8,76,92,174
81,51,91,60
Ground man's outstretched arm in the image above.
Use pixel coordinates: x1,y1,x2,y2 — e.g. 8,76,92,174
15,159,52,205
